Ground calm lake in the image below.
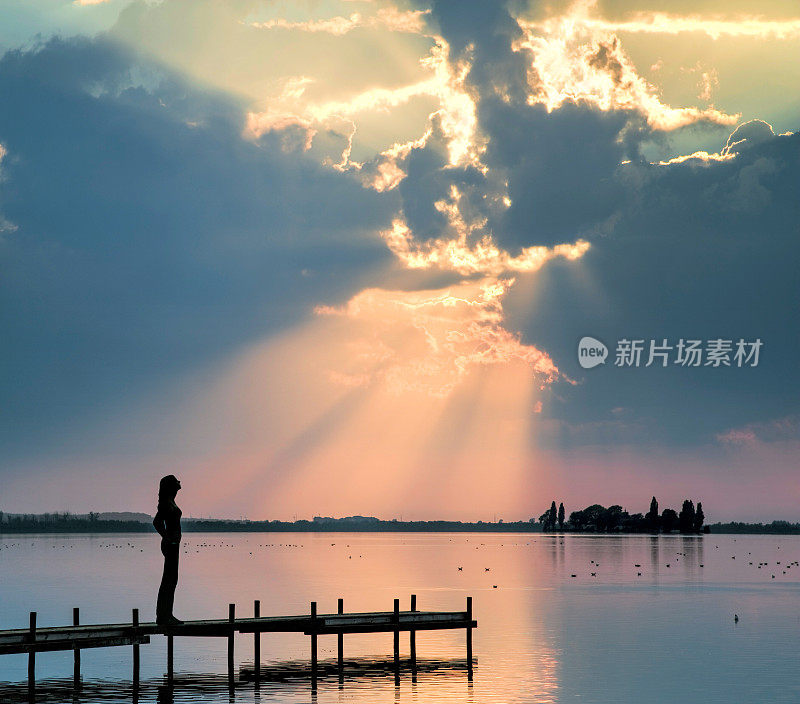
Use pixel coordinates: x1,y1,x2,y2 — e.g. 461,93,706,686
1,532,798,703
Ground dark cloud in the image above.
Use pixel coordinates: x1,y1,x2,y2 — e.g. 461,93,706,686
1,0,797,470
400,0,800,447
394,116,490,243
430,0,528,103
0,36,396,457
507,129,800,447
398,2,651,250
484,100,635,248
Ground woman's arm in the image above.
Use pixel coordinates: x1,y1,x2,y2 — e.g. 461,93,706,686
152,510,166,538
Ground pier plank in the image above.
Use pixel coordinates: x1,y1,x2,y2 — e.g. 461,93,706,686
0,635,150,655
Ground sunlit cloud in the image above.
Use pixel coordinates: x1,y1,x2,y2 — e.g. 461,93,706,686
653,119,783,165
358,38,481,189
244,11,442,150
654,150,736,166
420,39,482,167
717,416,800,446
2,0,798,522
246,36,481,172
243,7,576,420
315,277,562,397
308,81,436,122
514,2,740,130
73,0,110,5
721,118,776,155
551,11,800,41
383,217,590,275
250,8,431,36
244,78,435,165
247,114,317,151
698,68,718,102
381,185,590,275
366,133,429,191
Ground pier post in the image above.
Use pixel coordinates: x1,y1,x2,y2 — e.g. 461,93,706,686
410,595,417,679
132,608,140,688
466,596,473,680
337,598,344,682
393,598,400,685
253,599,260,683
73,607,81,688
228,603,235,687
27,611,36,693
310,601,318,693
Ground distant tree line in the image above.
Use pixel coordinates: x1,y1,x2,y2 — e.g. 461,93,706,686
184,518,543,533
708,521,800,534
538,497,707,534
0,511,547,534
6,509,800,535
0,511,150,533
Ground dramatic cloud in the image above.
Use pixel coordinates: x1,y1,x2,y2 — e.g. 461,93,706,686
721,118,777,154
653,150,735,165
0,36,395,459
315,277,562,396
250,8,431,36
1,0,798,518
508,125,800,447
381,210,589,276
650,119,776,164
514,14,739,130
245,36,481,171
553,10,800,41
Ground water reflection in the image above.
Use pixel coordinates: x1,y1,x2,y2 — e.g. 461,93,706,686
0,659,475,704
649,535,660,579
2,533,799,704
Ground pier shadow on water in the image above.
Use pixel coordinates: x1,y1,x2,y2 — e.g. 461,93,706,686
0,657,474,703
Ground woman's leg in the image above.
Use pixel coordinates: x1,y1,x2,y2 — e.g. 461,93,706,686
156,541,180,622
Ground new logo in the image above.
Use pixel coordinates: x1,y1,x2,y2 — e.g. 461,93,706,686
578,336,608,369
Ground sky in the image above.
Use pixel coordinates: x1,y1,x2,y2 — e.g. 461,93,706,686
0,0,798,522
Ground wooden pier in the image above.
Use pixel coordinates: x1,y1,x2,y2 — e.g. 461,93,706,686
0,596,476,694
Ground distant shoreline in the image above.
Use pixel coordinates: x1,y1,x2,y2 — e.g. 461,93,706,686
2,516,800,535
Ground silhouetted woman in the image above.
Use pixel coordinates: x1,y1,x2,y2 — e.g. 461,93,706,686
153,475,183,625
